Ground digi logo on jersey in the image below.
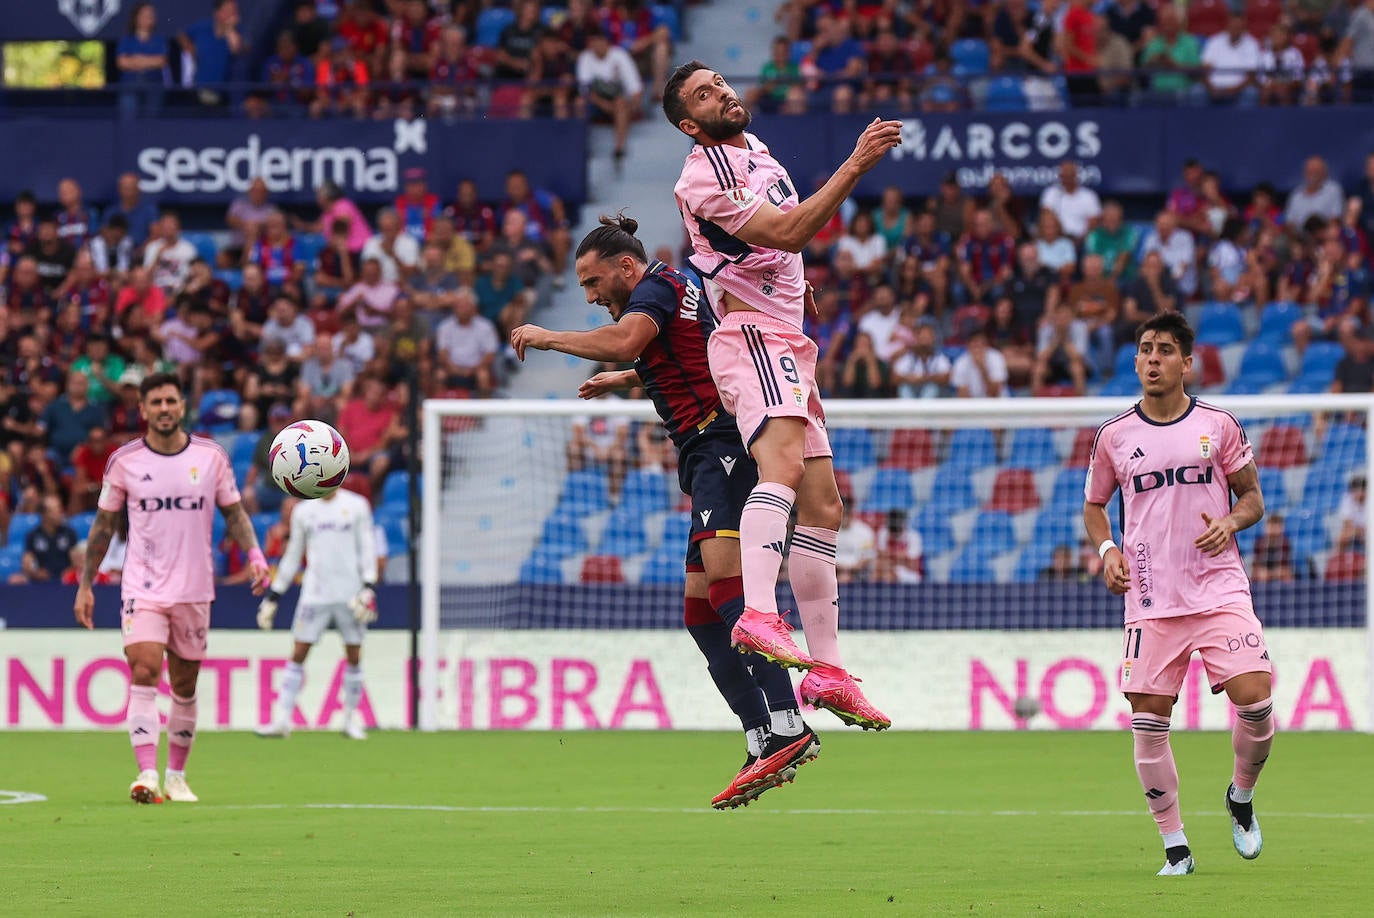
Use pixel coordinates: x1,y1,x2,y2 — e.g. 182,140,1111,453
1132,465,1214,493
135,496,206,512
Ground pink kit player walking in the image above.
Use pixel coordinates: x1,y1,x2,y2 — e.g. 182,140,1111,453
74,373,271,804
1084,313,1274,876
664,61,900,729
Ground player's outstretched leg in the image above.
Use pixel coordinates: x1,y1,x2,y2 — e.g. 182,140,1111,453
127,683,162,804
732,479,813,670
1226,697,1275,859
164,693,199,802
1132,711,1193,875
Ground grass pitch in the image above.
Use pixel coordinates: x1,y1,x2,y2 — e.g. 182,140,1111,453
2,730,1370,916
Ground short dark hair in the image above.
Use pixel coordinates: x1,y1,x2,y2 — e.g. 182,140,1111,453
1135,311,1195,356
575,212,647,264
139,372,184,399
663,60,709,128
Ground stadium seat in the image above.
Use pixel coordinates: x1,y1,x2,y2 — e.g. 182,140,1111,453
1005,428,1058,469
1099,374,1140,397
536,517,588,559
519,550,565,584
376,507,408,553
639,553,686,584
1193,343,1226,389
985,468,1039,513
1237,340,1287,388
948,546,994,583
250,512,278,543
946,428,997,470
1292,31,1319,64
1048,467,1088,509
1288,374,1332,394
1195,302,1245,347
1284,508,1329,571
230,431,258,468
883,428,936,469
1319,423,1366,464
830,428,876,473
1226,377,1268,395
475,7,515,46
182,231,219,264
1255,301,1301,345
381,471,416,509
1299,342,1344,382
927,463,978,512
597,507,648,556
1032,507,1079,546
0,544,23,580
198,390,241,433
659,512,692,551
862,468,915,513
983,76,1028,111
1012,543,1057,583
557,470,611,515
1112,343,1138,378
789,40,812,65
294,232,325,266
1066,428,1098,468
619,469,671,514
8,513,40,546
651,4,683,41
1188,0,1230,35
1256,425,1307,468
970,511,1016,551
1256,467,1288,510
214,269,243,291
912,505,956,557
1300,465,1350,513
1325,551,1365,582
68,511,97,536
951,38,990,75
580,555,625,584
1245,0,1284,38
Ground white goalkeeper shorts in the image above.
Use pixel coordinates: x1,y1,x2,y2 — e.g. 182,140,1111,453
291,602,367,646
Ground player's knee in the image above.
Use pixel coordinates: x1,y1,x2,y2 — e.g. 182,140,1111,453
129,663,159,685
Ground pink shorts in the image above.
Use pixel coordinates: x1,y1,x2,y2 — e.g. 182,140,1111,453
709,311,832,459
121,599,212,661
1119,604,1272,697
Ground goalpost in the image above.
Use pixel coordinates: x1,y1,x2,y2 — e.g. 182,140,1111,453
419,395,1374,734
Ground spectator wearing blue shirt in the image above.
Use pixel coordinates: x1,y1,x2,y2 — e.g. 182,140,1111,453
108,173,160,247
808,12,867,112
116,3,168,118
39,373,107,466
178,0,244,105
263,29,313,107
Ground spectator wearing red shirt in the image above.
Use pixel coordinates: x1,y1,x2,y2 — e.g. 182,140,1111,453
1059,0,1098,105
114,265,169,326
1167,159,1212,236
429,25,481,118
957,210,1016,305
337,0,389,73
446,178,498,251
245,211,303,295
336,375,407,498
312,38,371,119
55,250,111,332
391,0,443,80
68,425,116,514
394,168,442,244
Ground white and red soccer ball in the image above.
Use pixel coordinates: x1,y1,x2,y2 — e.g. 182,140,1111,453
269,420,351,499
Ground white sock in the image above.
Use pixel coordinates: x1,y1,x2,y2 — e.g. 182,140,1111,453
165,769,184,779
1229,785,1254,804
1162,829,1188,849
770,708,804,737
276,662,305,724
745,727,766,757
344,665,364,717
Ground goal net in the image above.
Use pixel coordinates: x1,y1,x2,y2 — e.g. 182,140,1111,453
419,396,1373,733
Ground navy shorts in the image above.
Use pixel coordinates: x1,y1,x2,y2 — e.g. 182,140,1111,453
678,430,758,572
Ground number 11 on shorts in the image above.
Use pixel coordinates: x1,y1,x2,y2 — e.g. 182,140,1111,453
1124,626,1142,659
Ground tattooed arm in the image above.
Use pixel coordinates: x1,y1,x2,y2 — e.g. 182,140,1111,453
74,508,120,628
221,501,272,594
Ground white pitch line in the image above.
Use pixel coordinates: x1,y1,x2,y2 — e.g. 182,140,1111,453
209,803,1374,820
0,791,48,805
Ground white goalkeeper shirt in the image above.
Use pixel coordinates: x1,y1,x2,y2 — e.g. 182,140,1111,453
270,489,378,606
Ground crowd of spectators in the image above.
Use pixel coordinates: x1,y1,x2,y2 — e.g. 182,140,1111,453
787,151,1374,401
0,166,577,579
753,0,1374,113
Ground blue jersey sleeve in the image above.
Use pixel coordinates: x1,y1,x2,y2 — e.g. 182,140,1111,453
621,275,678,330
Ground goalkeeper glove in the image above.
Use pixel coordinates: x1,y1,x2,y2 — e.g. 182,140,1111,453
349,585,377,624
256,592,280,631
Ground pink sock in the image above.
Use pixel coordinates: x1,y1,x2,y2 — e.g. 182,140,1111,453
128,684,159,772
1132,713,1183,835
789,525,843,668
167,693,197,772
738,481,795,615
1232,698,1275,790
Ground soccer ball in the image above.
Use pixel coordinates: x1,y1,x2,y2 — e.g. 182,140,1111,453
269,420,351,499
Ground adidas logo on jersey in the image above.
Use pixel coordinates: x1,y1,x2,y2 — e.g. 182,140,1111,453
1131,447,1145,459
720,457,736,475
700,510,712,526
141,474,154,481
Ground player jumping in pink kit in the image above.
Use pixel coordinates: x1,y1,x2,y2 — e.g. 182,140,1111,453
1084,313,1273,876
74,373,271,804
664,61,898,729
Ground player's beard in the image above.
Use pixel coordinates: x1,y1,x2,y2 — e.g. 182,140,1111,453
695,103,751,142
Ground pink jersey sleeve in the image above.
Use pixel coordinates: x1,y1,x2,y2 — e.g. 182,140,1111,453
214,446,242,507
97,452,127,512
1085,425,1119,504
679,149,766,236
1219,413,1254,476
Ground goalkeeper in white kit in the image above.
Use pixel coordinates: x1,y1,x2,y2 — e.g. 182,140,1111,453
255,488,379,740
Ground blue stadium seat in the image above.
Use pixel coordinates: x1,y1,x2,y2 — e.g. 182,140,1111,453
1320,423,1367,464
1255,301,1301,346
536,517,587,559
182,231,219,264
1301,464,1350,513
1099,374,1140,397
0,544,23,580
214,269,243,291
557,470,610,515
927,463,978,512
639,553,686,585
475,7,516,46
1284,508,1328,574
912,505,956,557
659,512,691,551
294,232,325,266
375,506,408,553
1005,428,1058,469
1288,374,1331,394
1237,340,1287,388
1299,341,1345,381
948,546,993,583
597,507,648,556
1032,508,1078,546
970,511,1016,552
947,428,998,470
651,4,683,41
789,40,812,64
69,511,97,537
1012,543,1056,583
381,471,415,508
1225,378,1267,395
1048,468,1088,509
250,512,278,543
951,38,990,75
198,390,241,433
1112,343,1139,378
983,76,1028,111
830,428,876,473
1257,467,1287,510
519,550,565,584
619,468,671,514
8,513,40,546
230,432,257,467
1195,302,1245,346
862,468,914,513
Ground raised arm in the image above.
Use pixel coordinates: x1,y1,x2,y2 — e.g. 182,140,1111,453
74,507,120,628
510,313,658,363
